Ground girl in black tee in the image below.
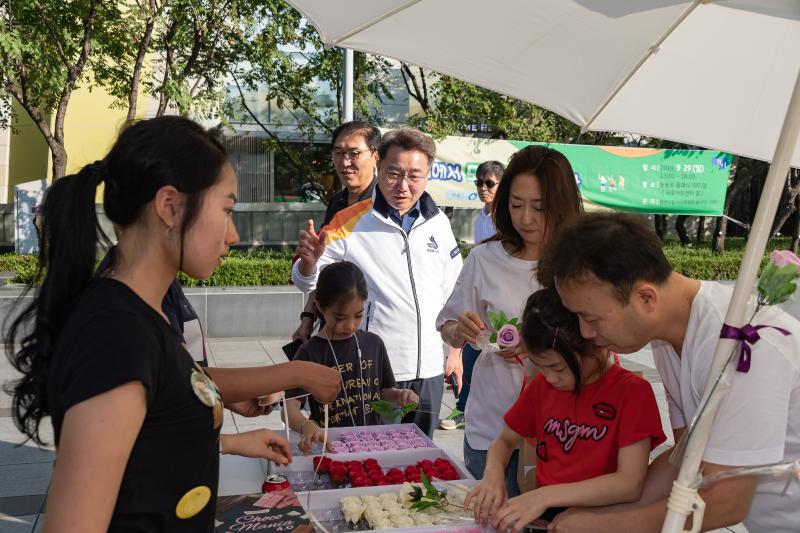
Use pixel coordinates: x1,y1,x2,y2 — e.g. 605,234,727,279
5,117,341,532
284,261,418,454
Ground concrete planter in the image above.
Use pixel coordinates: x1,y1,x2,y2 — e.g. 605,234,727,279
0,285,308,339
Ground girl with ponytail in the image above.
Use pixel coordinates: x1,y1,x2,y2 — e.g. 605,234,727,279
4,116,340,532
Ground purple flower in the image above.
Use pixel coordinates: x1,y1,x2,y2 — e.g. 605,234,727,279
497,324,520,348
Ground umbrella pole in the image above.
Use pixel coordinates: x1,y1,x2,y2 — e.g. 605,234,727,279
661,69,800,533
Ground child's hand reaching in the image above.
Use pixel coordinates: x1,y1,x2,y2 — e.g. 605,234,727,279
298,420,332,455
397,388,418,406
491,489,549,533
464,467,507,527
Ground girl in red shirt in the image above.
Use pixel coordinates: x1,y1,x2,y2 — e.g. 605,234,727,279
465,287,665,532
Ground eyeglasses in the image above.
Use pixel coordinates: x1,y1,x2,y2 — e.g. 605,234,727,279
475,178,498,189
384,170,428,184
331,148,373,161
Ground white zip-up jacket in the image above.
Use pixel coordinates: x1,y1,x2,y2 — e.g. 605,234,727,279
292,189,463,381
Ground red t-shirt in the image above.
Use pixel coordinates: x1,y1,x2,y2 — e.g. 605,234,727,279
504,364,666,487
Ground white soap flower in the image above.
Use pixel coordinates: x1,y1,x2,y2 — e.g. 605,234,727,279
379,493,399,507
390,514,415,527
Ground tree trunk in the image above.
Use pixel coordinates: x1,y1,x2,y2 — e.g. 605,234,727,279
792,194,800,254
654,214,667,240
770,169,800,239
127,0,160,121
712,216,728,254
50,143,69,181
675,215,690,246
695,216,705,243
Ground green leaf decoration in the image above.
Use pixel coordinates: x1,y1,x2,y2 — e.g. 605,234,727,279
420,471,441,500
410,485,423,502
370,400,395,417
400,402,418,417
410,500,439,512
758,263,800,306
487,310,503,331
490,332,497,344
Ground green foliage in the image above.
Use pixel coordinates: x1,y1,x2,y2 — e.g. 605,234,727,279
1,237,793,287
177,254,292,287
228,1,395,190
370,400,418,421
757,263,799,306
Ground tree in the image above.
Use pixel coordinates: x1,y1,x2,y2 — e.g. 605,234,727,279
229,0,393,195
96,0,251,121
401,65,628,146
0,0,118,179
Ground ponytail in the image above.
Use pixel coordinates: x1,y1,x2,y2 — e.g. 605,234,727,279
4,116,227,445
3,162,110,445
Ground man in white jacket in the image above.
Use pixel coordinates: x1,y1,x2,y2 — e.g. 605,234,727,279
292,128,463,437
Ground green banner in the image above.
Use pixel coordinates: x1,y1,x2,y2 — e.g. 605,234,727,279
509,141,733,216
425,133,733,215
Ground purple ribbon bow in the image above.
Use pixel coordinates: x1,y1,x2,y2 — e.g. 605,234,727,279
719,323,791,372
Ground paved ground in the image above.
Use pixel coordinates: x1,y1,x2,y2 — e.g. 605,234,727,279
0,338,744,532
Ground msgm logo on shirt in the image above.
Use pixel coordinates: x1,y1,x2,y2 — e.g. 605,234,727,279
427,235,439,252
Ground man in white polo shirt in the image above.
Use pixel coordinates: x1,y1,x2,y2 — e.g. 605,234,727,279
541,212,799,533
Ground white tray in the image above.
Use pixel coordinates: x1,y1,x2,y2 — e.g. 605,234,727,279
275,446,474,492
288,423,437,456
296,479,493,533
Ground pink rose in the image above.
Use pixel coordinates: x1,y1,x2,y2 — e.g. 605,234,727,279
497,324,520,348
771,250,800,274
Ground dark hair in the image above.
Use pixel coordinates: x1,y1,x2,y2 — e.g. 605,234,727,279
331,121,381,151
378,127,436,165
4,116,228,444
315,261,369,312
521,287,595,393
476,160,505,180
491,146,584,255
538,212,672,303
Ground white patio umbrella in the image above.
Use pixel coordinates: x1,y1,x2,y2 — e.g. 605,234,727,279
286,1,800,531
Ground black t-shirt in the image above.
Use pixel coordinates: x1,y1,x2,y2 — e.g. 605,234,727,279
48,278,219,532
96,249,208,366
287,330,396,427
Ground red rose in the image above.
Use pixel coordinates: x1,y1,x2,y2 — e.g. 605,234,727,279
387,468,403,477
313,456,332,474
330,461,345,470
377,480,391,486
364,458,379,466
417,460,433,469
438,469,458,481
329,466,347,485
404,465,419,475
410,474,421,483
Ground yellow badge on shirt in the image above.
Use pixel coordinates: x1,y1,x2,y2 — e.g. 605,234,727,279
175,485,211,519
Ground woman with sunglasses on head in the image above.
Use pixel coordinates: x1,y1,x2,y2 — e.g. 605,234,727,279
464,287,665,533
437,146,584,496
473,160,505,244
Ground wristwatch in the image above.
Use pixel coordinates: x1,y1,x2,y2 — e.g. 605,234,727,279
300,311,316,322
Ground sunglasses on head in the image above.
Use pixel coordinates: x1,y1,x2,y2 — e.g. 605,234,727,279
475,178,498,188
